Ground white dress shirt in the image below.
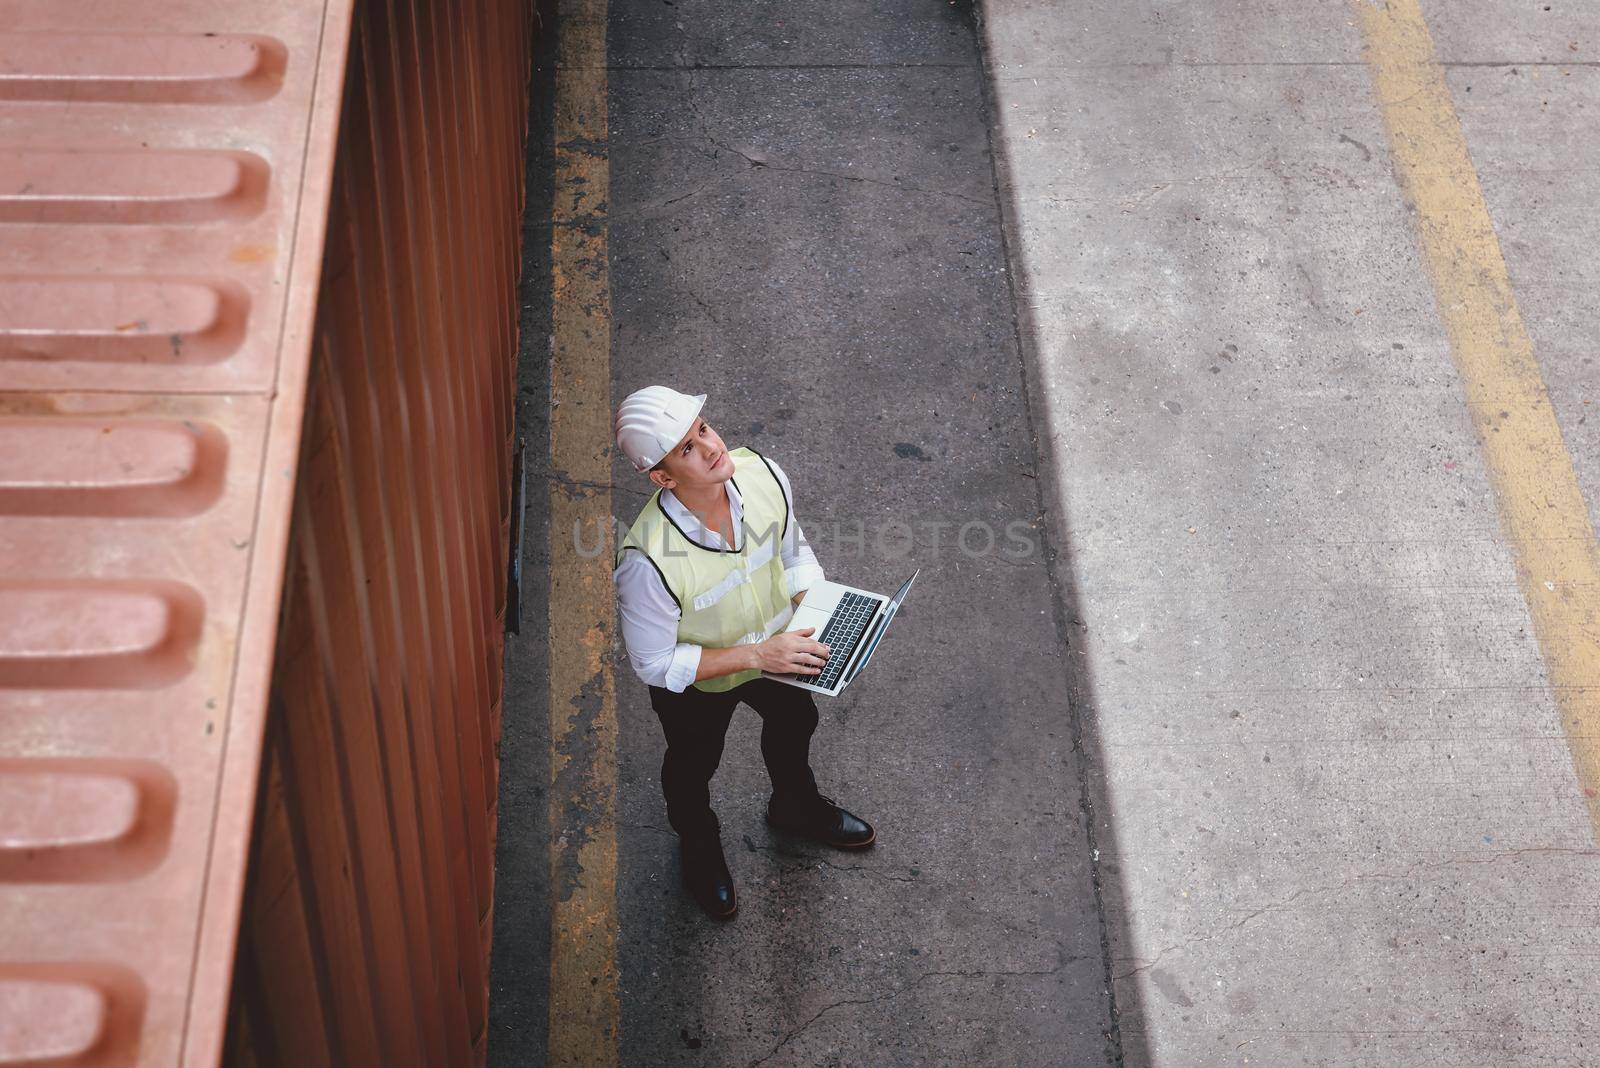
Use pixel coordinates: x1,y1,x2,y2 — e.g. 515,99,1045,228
615,456,825,692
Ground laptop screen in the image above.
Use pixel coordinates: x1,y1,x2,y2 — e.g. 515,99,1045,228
886,569,919,612
844,569,918,684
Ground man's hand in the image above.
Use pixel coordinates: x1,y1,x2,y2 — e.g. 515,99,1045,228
754,626,830,676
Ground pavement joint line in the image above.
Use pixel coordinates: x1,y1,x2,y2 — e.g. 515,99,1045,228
547,0,621,1062
582,62,978,71
971,3,1126,1062
1354,0,1600,841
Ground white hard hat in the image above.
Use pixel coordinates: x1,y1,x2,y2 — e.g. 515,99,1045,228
615,385,707,471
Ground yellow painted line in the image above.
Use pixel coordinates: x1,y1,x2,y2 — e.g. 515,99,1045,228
548,0,620,1061
1355,0,1600,838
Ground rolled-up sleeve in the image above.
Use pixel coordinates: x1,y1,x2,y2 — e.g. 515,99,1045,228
615,549,702,692
764,457,826,598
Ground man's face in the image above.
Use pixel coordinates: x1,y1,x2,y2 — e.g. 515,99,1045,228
650,416,732,491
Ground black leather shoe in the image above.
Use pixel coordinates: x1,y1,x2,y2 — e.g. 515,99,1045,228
680,833,737,920
766,793,876,850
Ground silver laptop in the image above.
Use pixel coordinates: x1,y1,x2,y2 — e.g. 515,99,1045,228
763,570,918,696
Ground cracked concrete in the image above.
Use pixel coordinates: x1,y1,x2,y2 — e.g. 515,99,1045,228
747,960,1080,1068
549,668,611,903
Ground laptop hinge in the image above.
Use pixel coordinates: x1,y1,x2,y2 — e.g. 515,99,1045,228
839,610,886,686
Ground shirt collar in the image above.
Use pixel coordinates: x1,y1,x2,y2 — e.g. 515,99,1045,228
660,478,742,550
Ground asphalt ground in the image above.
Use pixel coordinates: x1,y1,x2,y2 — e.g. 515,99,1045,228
602,0,1122,1061
492,0,1600,1065
488,0,558,1058
491,0,1117,1064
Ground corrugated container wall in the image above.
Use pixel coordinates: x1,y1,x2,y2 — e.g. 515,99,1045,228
224,2,534,1066
0,0,529,1061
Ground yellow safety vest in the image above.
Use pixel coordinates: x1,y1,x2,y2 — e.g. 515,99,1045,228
617,447,793,692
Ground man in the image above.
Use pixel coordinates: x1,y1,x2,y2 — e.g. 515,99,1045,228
613,385,875,920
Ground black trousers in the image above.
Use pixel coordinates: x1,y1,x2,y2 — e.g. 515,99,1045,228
648,676,821,840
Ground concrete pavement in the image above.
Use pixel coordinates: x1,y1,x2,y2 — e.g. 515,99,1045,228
981,0,1600,1064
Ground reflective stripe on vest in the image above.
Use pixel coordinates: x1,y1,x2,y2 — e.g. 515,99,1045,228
734,603,795,647
691,536,776,612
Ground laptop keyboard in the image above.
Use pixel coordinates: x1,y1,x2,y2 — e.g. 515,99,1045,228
790,591,881,689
